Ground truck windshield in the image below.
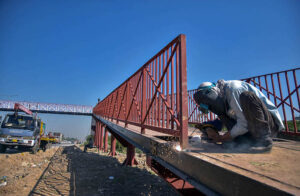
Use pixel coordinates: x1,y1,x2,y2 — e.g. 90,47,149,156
1,114,35,131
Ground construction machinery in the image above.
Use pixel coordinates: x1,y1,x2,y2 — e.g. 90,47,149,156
0,103,51,153
41,132,58,144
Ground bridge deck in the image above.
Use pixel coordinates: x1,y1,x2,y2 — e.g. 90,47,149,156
189,140,300,195
100,117,300,195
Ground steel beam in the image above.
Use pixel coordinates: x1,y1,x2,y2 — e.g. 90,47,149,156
94,115,293,196
146,156,207,196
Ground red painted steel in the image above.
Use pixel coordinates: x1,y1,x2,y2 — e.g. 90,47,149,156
94,122,97,147
146,156,203,195
93,34,189,148
188,68,300,135
109,135,116,156
98,122,101,151
95,121,100,151
14,103,33,115
104,128,108,152
122,143,138,166
100,123,104,150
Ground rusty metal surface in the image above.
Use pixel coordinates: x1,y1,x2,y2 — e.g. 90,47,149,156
147,155,213,196
95,115,298,196
93,34,189,148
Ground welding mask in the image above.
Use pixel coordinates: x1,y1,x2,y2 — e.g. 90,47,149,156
194,82,226,116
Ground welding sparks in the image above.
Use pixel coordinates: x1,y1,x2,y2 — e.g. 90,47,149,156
175,145,182,151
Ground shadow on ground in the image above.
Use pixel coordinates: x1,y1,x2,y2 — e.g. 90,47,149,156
64,146,177,196
1,146,32,154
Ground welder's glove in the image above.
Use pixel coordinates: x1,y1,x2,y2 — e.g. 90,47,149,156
205,127,220,142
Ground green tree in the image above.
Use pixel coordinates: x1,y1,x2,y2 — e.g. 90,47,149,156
84,134,94,145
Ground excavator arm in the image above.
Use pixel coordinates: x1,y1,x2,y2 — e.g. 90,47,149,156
14,103,33,115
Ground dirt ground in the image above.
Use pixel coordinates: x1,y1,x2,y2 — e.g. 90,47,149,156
0,146,179,196
0,147,58,196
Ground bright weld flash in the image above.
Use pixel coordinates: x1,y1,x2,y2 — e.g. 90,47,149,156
175,145,182,151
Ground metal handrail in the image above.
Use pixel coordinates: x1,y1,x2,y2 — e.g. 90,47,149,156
93,34,188,147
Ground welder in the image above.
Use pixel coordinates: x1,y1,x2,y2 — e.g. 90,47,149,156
193,80,284,150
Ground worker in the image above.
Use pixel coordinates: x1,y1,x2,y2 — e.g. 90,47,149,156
193,80,284,150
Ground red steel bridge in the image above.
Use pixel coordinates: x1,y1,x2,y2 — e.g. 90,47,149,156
1,35,299,195
92,35,300,195
93,34,299,147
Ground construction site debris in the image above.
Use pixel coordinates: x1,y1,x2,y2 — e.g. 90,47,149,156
0,147,57,195
0,176,7,187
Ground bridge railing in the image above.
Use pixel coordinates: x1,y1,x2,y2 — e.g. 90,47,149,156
187,67,300,135
93,34,188,147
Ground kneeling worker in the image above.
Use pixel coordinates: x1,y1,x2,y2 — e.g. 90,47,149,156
193,80,284,150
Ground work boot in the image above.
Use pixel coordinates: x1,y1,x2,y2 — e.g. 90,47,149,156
250,137,273,152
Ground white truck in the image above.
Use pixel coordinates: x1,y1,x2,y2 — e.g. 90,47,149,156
0,103,50,153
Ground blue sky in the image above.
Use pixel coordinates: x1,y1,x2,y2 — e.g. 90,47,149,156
0,0,299,140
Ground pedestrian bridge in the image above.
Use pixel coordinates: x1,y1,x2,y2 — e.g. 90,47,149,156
0,100,93,116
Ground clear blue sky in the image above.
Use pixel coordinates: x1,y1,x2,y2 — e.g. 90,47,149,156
0,0,299,140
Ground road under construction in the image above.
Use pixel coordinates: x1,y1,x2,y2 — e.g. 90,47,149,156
0,34,299,195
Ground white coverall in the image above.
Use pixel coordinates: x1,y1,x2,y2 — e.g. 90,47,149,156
219,80,285,138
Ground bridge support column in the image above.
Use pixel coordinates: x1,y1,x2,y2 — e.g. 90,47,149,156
104,128,108,152
98,122,103,152
101,125,137,165
122,143,138,166
109,135,116,156
94,122,98,148
95,121,100,152
100,123,104,151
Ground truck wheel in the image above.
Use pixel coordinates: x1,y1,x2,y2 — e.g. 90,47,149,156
43,143,50,152
40,141,46,152
31,144,38,154
0,144,7,153
18,146,27,151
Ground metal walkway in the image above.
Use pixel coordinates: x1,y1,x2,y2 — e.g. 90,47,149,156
0,100,93,116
